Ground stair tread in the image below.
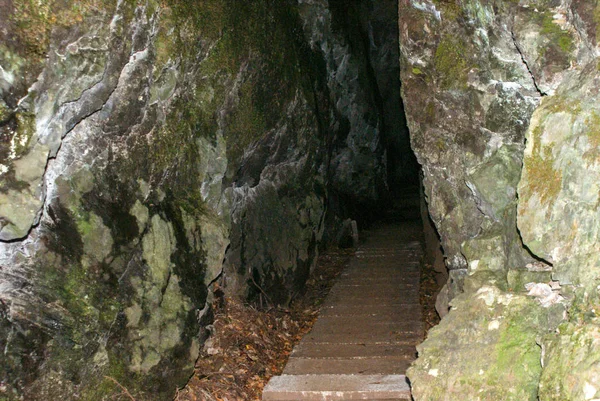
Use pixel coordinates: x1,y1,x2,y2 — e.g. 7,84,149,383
262,374,411,400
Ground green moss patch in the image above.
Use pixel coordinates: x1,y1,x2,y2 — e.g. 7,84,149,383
585,111,600,148
432,0,463,21
595,3,600,44
539,322,600,400
408,287,549,401
434,35,470,89
10,0,117,60
523,126,562,207
540,14,573,54
533,11,574,65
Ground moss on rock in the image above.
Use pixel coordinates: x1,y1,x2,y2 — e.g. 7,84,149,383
539,322,600,400
521,126,562,207
434,35,470,89
408,286,553,401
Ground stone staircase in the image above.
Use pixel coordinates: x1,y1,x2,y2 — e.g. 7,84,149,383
263,223,424,400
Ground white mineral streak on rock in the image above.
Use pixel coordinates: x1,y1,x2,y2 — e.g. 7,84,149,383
525,282,564,307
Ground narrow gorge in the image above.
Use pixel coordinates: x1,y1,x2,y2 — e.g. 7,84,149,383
1,0,600,400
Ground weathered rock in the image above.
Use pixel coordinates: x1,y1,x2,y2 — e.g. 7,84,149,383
299,0,389,218
516,56,600,401
539,321,600,400
398,0,541,287
518,62,600,287
0,0,395,398
408,286,556,401
397,0,595,399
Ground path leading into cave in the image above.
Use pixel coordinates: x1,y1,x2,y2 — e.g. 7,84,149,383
263,219,423,400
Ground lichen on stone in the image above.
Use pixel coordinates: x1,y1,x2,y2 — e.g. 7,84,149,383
408,286,552,401
521,125,562,207
539,11,574,55
539,321,600,400
434,34,470,89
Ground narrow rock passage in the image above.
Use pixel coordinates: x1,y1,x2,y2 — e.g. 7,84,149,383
262,220,424,400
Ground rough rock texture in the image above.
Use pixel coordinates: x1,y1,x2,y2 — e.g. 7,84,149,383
363,0,419,190
298,0,389,223
399,0,540,295
516,20,600,401
225,0,398,305
539,319,600,400
0,0,397,399
408,286,561,401
518,64,600,287
1,2,228,398
398,0,600,399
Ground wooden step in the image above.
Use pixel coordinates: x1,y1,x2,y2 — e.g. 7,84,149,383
262,374,411,400
262,223,422,401
291,343,417,359
283,356,414,375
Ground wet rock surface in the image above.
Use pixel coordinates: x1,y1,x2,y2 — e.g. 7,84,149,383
0,0,402,399
5,0,600,398
397,0,600,399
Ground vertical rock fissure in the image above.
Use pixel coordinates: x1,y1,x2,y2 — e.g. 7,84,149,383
511,30,547,97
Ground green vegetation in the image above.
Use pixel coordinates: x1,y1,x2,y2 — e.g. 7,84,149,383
432,0,463,21
544,96,582,115
425,102,436,124
523,125,562,207
13,112,36,158
532,10,574,64
0,101,11,123
10,0,117,60
585,111,600,148
540,13,573,54
595,3,600,44
150,0,323,181
434,35,470,89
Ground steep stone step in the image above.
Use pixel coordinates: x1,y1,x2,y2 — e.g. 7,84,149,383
322,292,420,306
309,316,423,332
341,266,420,275
350,261,420,268
326,285,418,299
262,374,412,400
333,274,416,282
336,273,420,282
326,281,418,294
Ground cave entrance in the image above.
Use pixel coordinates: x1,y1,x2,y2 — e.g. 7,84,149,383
325,0,446,328
324,0,422,229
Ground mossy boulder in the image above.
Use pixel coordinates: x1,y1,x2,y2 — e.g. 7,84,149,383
539,322,600,400
408,286,555,401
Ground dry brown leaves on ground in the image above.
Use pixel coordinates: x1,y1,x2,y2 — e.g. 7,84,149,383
174,248,354,401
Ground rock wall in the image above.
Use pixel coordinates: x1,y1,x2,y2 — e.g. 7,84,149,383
0,0,396,399
398,0,600,399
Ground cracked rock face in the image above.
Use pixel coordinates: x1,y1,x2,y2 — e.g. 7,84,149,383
0,0,394,398
399,0,600,399
399,0,542,285
518,64,600,287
